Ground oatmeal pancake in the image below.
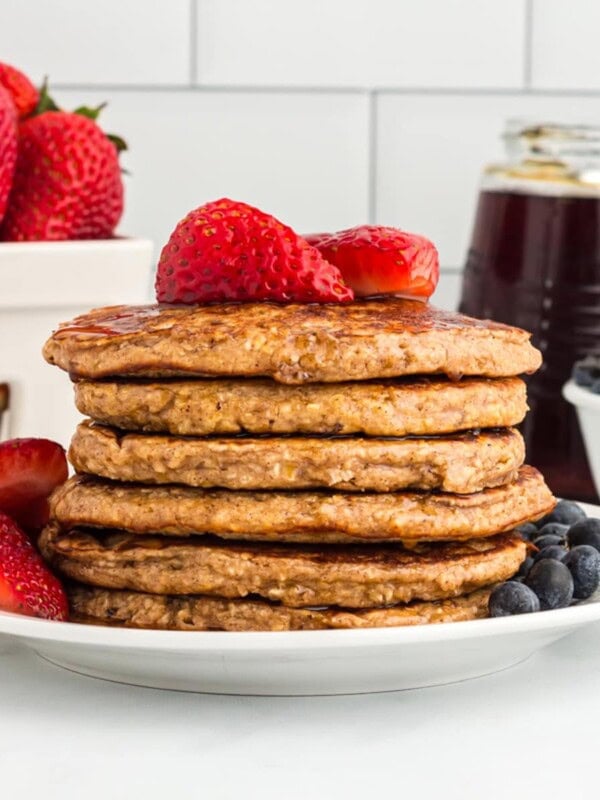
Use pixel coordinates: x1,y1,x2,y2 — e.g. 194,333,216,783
50,467,554,544
68,422,525,494
40,525,525,608
43,299,541,383
68,585,493,630
73,376,528,437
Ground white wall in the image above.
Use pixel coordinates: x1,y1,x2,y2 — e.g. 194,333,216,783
2,0,600,310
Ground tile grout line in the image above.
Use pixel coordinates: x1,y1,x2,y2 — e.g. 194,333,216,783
367,91,378,224
49,84,600,97
189,0,198,85
523,0,534,90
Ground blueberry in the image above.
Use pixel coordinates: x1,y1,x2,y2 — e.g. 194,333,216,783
573,364,594,388
563,545,600,600
533,545,568,563
537,522,569,540
489,581,540,617
533,534,565,550
567,518,600,552
515,555,535,579
572,356,600,388
525,560,574,610
517,522,539,541
539,500,587,527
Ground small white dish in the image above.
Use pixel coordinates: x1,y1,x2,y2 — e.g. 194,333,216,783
0,237,153,445
563,380,600,497
0,502,599,697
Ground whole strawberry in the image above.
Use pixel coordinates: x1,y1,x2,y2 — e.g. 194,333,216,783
0,85,17,224
156,198,353,304
0,62,39,119
0,512,68,621
306,225,440,300
1,104,125,241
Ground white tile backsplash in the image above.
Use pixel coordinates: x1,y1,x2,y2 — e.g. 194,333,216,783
196,0,526,89
434,270,463,312
55,89,370,254
376,93,600,269
3,0,600,280
531,0,600,90
0,0,191,86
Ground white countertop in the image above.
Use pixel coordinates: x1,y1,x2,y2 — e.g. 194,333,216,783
0,624,598,799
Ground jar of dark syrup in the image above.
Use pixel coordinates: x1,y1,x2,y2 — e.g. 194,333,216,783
460,122,600,503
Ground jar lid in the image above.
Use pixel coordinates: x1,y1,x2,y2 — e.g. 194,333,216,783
503,119,600,184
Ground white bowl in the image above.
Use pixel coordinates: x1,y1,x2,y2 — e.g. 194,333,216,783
0,238,154,447
563,379,600,497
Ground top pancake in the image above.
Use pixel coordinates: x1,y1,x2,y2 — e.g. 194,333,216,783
43,299,541,383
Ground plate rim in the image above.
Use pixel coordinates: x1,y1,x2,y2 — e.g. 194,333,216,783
1,598,599,653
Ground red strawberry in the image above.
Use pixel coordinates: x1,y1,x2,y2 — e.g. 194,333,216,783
1,108,124,241
0,85,17,224
0,511,68,621
305,225,440,300
0,62,39,119
156,198,354,304
0,439,68,533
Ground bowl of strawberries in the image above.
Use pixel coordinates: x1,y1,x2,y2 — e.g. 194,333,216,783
0,62,153,446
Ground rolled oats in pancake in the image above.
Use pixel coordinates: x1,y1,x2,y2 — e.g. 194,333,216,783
40,524,525,608
43,299,542,383
68,422,525,494
50,466,555,544
68,585,493,631
73,376,528,437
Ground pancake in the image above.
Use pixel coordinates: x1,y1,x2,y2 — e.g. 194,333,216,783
40,525,525,608
68,585,493,630
68,586,491,631
73,376,528,437
50,466,555,544
68,422,524,494
43,299,541,383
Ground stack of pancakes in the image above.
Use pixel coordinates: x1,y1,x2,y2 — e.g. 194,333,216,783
40,299,555,630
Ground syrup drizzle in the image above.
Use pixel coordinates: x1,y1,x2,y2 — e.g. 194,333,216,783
56,305,164,337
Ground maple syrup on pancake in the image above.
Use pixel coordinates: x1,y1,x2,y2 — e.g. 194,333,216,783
56,306,163,337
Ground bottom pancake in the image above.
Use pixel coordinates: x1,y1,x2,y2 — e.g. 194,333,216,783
40,525,525,608
68,585,493,631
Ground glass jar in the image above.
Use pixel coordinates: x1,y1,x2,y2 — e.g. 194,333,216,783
460,121,600,503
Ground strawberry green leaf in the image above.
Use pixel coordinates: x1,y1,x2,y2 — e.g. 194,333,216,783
73,102,107,121
34,77,60,115
107,133,128,153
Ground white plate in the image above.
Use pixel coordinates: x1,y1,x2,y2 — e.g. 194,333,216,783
0,504,598,697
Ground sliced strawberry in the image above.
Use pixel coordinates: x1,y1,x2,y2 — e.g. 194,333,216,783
0,439,68,532
0,62,39,119
0,512,68,621
305,225,440,300
155,198,354,304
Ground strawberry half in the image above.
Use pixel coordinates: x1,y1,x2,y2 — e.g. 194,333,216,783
0,439,68,533
155,198,354,304
0,85,17,224
0,511,68,621
0,62,39,119
305,225,440,300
